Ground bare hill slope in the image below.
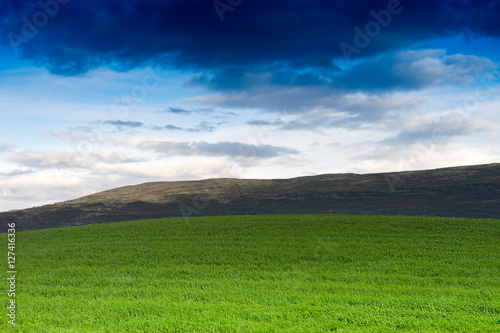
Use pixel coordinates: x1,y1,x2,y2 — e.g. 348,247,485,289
1,163,499,232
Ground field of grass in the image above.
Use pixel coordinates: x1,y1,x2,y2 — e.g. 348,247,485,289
2,214,500,332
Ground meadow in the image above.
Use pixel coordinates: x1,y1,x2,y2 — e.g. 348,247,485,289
1,214,499,332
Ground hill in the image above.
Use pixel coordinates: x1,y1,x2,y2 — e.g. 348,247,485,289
1,163,500,232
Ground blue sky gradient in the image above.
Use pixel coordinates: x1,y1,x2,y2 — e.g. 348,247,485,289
0,0,499,211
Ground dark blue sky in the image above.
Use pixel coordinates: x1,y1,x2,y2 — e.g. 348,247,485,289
2,0,500,74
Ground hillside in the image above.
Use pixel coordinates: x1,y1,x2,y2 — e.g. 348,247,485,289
1,163,500,232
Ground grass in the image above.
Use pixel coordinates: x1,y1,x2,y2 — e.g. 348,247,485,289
1,214,500,332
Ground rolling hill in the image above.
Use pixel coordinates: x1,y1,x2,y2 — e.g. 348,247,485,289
1,163,499,232
3,214,499,331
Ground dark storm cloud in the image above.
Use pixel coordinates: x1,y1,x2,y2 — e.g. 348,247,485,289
191,49,498,93
2,0,500,75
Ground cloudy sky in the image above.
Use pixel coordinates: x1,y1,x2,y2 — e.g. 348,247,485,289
1,0,499,211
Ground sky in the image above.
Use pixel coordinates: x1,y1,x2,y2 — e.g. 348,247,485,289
0,0,500,212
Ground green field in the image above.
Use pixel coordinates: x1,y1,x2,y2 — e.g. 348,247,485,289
2,214,500,332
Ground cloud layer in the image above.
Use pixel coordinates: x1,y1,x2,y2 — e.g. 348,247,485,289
2,0,500,75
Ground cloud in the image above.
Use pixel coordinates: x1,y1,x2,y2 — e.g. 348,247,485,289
0,169,34,177
158,121,222,132
8,150,85,169
7,149,141,170
188,50,499,94
47,129,96,143
186,90,424,130
0,157,241,212
49,119,221,143
186,121,218,132
162,106,217,115
181,49,498,131
2,0,500,75
164,107,192,115
344,113,494,169
164,124,183,130
0,143,17,153
336,50,499,91
380,113,493,146
0,137,301,210
91,159,235,183
0,170,89,211
133,140,299,159
247,119,285,127
103,120,144,128
346,141,500,174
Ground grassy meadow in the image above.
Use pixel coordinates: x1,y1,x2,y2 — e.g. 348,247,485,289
2,214,500,332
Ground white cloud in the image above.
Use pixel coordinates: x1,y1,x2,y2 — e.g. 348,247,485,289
0,142,17,154
393,50,498,86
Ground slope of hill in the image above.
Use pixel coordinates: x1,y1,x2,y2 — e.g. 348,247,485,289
1,163,500,232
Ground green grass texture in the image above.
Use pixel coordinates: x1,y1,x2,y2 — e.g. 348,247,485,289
1,214,499,332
